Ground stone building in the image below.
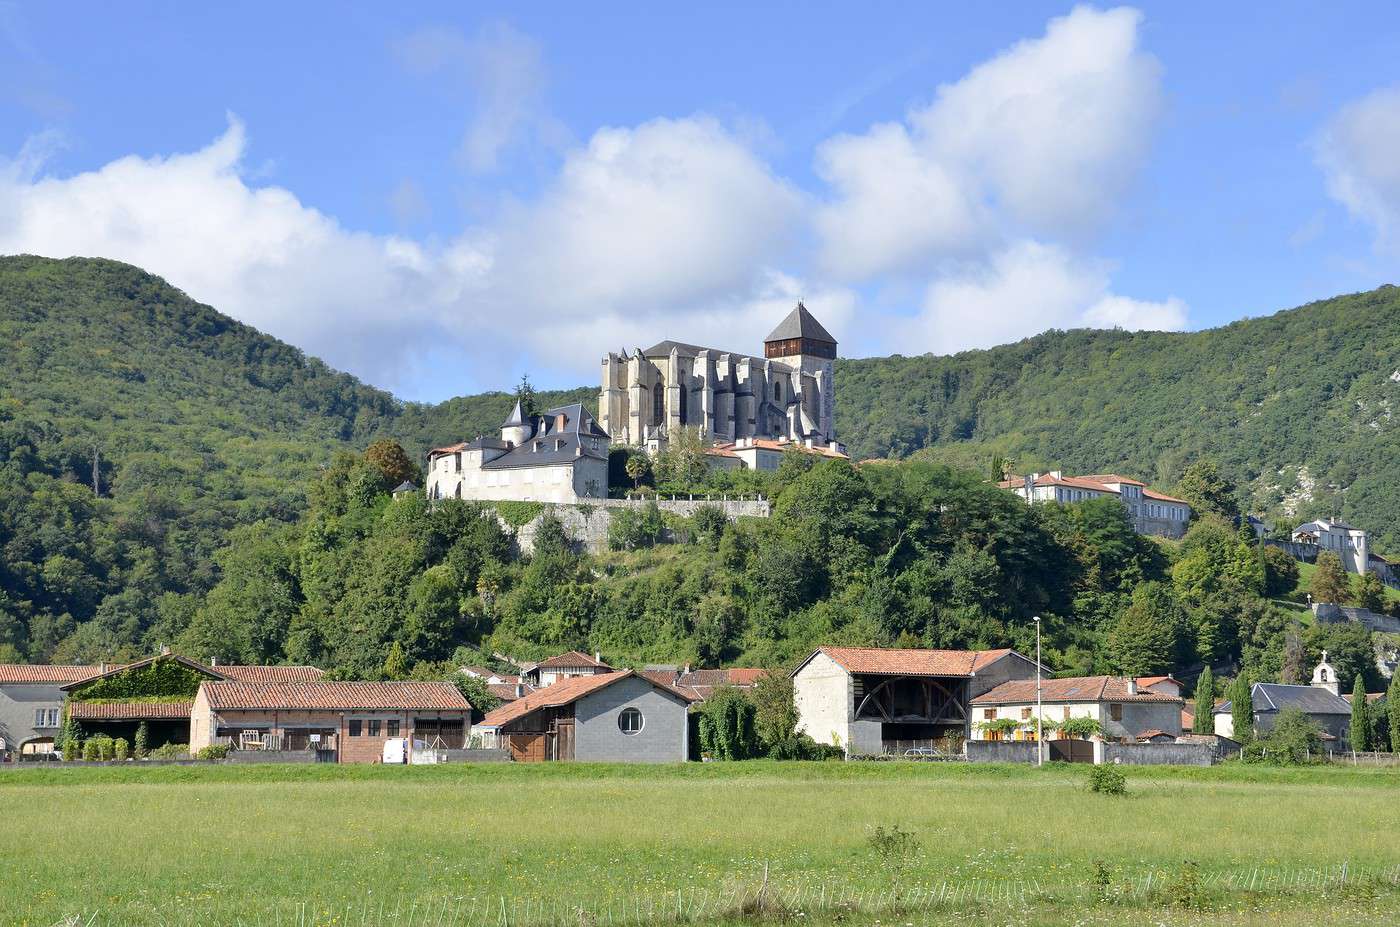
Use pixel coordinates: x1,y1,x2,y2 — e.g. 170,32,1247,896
970,675,1184,742
599,303,841,454
997,471,1192,538
426,401,610,504
1292,517,1370,575
791,646,1039,756
1213,652,1355,746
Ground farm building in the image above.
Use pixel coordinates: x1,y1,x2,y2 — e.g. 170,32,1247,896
189,680,471,763
477,670,690,762
61,653,324,750
522,651,612,689
791,646,1040,755
970,675,1184,743
641,666,768,702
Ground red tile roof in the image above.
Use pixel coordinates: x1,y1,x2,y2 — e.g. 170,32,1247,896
1143,488,1190,505
487,682,533,702
713,438,849,460
998,474,1120,495
480,670,686,727
1081,474,1147,487
815,647,988,678
0,664,101,684
216,665,325,683
68,701,193,720
200,680,470,711
973,676,1184,705
428,442,468,457
1136,729,1173,740
535,650,611,670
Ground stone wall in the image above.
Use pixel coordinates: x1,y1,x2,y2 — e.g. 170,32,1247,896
508,496,771,554
966,741,1042,763
1313,603,1400,634
1102,743,1216,766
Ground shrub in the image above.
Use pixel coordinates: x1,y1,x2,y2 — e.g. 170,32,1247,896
607,502,665,550
113,738,130,761
1087,764,1127,795
697,687,759,760
1242,707,1323,764
149,742,188,760
81,739,99,762
195,744,231,760
92,735,115,761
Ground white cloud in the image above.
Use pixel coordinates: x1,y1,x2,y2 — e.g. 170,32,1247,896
0,116,489,388
392,22,567,173
904,241,1185,355
816,5,1160,281
1316,85,1400,251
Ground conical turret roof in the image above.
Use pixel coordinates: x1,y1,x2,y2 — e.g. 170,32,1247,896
503,397,527,426
764,302,835,344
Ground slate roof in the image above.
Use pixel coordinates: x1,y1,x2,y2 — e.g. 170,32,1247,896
764,302,836,344
68,701,193,720
479,403,610,471
1221,683,1353,716
479,670,686,727
0,664,101,684
640,340,766,364
200,680,470,711
391,481,418,493
972,676,1183,705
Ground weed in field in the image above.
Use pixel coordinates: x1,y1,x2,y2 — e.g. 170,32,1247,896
1087,764,1126,795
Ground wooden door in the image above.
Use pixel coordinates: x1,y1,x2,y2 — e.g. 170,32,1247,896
553,719,575,761
508,732,548,762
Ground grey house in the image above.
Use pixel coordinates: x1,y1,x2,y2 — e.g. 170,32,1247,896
1214,654,1354,746
0,664,99,758
478,670,690,762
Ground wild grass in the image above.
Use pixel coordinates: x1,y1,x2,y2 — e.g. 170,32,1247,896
3,761,1399,926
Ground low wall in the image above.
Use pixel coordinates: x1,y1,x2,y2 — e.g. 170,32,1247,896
966,741,1041,764
510,497,770,554
226,750,319,764
1313,603,1400,634
1103,743,1215,766
440,748,510,763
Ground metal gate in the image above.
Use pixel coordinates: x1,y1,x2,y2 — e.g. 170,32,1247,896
1048,738,1095,763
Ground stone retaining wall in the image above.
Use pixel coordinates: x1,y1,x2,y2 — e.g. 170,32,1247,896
509,497,770,554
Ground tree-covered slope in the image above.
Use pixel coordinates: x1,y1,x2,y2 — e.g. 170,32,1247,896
834,285,1400,547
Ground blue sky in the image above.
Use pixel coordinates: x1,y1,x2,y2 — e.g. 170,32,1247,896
2,3,1399,401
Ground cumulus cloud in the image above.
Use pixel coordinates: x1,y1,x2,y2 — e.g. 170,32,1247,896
0,116,488,387
816,5,1161,281
903,241,1185,355
1316,85,1400,251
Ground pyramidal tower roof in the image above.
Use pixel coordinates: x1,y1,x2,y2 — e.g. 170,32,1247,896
764,302,836,344
503,397,528,426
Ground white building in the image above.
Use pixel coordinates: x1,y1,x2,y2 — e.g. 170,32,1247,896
600,303,843,456
426,401,610,504
997,471,1192,538
705,436,850,472
521,651,613,689
970,675,1184,742
1293,517,1370,575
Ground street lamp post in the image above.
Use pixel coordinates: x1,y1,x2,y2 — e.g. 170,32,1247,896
1033,616,1042,766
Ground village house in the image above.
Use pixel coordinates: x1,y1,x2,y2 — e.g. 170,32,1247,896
1292,517,1372,575
642,666,768,702
426,401,611,504
704,436,849,472
0,664,98,758
521,651,613,689
791,646,1040,755
476,670,690,762
969,675,1184,743
189,680,471,763
997,471,1192,538
1214,653,1354,746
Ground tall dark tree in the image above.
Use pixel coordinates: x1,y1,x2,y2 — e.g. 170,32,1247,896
1229,674,1254,744
1192,665,1215,734
1351,674,1371,752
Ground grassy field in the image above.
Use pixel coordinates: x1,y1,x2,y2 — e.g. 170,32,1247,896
3,761,1400,926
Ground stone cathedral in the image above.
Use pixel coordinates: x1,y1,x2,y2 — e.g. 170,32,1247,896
599,302,840,452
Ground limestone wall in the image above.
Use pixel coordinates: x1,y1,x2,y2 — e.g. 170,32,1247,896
506,496,771,554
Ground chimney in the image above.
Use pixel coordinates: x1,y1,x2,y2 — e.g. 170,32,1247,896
515,683,525,698
595,651,603,665
99,662,109,673
1031,472,1041,483
160,644,171,656
683,664,691,676
1126,678,1138,695
1050,470,1062,480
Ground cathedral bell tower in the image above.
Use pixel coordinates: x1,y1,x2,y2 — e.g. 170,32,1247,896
762,302,837,443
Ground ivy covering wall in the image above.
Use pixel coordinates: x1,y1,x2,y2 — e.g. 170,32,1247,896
67,656,211,703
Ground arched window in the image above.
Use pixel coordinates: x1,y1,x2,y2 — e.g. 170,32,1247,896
774,381,782,403
618,707,643,735
1320,668,1328,682
652,383,664,423
678,384,688,424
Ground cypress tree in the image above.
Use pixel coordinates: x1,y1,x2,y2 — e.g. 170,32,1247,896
1387,672,1400,754
1351,674,1371,752
1193,665,1215,734
1230,675,1254,744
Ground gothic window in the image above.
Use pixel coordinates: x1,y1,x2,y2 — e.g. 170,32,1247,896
678,384,688,424
652,383,664,423
774,382,782,403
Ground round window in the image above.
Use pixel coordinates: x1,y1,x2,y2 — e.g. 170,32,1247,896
618,707,644,735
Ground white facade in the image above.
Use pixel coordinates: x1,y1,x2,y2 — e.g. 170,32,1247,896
791,650,880,754
1001,471,1191,538
1293,517,1369,575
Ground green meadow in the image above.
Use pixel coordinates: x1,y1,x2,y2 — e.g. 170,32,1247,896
2,761,1399,926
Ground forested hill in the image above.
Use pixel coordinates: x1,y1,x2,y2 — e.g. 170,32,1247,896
834,284,1400,546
